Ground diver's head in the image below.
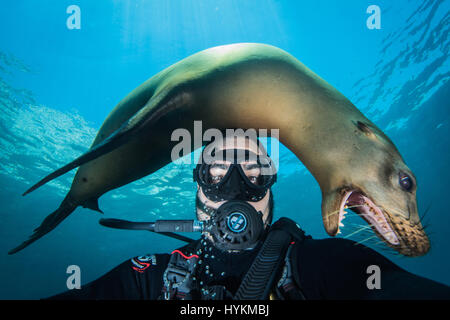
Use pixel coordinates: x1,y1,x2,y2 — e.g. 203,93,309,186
194,133,276,251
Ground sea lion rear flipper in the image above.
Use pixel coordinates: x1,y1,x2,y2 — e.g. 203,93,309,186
82,197,103,213
8,196,78,254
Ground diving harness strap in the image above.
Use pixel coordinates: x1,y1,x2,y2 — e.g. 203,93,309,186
234,217,306,300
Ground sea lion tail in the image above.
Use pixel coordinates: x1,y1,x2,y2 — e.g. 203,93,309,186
8,196,77,254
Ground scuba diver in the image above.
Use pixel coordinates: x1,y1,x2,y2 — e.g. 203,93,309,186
49,134,450,300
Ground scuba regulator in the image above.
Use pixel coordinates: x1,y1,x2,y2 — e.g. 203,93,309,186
100,198,266,251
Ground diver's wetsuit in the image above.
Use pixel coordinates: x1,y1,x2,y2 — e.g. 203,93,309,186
49,234,450,300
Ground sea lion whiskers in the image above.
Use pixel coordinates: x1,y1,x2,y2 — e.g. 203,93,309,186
417,203,432,230
353,235,379,246
338,216,405,255
372,240,403,256
343,225,373,239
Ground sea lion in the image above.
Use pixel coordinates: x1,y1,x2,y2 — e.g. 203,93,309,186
10,43,429,256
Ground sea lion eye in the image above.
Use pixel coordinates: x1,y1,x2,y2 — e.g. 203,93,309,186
399,174,413,191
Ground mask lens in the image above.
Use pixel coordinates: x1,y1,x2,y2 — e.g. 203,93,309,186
208,162,230,185
240,162,261,185
240,155,275,187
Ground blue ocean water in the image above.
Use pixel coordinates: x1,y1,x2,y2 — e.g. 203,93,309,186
0,0,448,299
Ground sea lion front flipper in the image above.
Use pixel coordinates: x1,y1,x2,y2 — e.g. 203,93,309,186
21,88,182,197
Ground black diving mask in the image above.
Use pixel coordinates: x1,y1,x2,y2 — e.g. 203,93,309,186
193,149,277,202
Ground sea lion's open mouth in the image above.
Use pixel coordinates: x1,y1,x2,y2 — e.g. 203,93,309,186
339,190,400,246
